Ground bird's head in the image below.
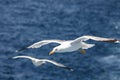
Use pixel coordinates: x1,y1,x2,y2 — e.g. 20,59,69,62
49,47,61,55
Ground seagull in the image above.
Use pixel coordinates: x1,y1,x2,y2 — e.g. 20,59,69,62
16,35,120,55
13,56,73,71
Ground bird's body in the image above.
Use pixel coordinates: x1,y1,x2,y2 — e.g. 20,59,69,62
56,41,94,53
17,35,120,55
54,41,75,53
13,56,73,71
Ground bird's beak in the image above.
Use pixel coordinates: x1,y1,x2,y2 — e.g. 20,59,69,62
49,50,55,55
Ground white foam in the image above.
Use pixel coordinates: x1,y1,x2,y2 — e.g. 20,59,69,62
99,55,120,64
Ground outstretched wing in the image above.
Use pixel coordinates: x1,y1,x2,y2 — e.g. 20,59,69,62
12,56,35,60
13,56,43,66
43,59,73,71
72,35,120,44
16,40,65,52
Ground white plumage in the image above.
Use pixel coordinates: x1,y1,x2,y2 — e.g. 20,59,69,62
13,56,73,71
17,35,120,55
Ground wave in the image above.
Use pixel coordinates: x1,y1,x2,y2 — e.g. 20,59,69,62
98,55,120,65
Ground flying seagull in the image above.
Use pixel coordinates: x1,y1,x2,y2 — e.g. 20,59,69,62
13,56,73,71
16,35,120,55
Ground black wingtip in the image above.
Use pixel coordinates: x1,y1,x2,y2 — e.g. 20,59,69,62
102,39,120,43
16,47,28,52
63,67,74,71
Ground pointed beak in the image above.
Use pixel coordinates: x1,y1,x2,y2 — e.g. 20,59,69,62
49,50,55,55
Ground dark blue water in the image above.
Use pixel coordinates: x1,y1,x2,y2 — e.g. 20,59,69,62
0,0,120,80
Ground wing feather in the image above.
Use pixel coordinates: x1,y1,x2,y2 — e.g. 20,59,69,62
42,59,66,67
43,59,73,71
72,35,120,44
16,40,65,52
28,40,64,48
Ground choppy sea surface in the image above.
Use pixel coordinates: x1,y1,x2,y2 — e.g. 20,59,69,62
0,0,120,80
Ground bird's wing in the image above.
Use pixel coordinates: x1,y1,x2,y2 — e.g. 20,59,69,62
42,59,73,71
16,40,65,52
72,35,120,44
13,56,43,66
12,56,35,60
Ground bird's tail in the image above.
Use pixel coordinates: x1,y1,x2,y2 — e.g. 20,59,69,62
82,43,95,49
31,60,43,67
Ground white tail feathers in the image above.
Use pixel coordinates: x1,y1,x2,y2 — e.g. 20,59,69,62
31,60,44,66
82,43,95,49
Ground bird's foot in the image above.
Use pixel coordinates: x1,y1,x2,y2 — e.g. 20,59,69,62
79,49,86,54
